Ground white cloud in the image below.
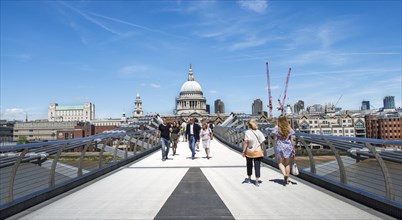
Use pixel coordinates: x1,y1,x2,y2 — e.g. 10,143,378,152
139,83,161,88
60,2,123,36
1,108,25,118
238,0,268,13
118,65,148,75
229,37,267,51
209,90,217,94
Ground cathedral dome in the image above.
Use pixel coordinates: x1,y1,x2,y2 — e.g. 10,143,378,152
179,64,203,94
180,81,203,93
175,64,208,116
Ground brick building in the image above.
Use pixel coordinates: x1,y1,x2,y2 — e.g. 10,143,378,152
365,114,401,147
14,121,93,142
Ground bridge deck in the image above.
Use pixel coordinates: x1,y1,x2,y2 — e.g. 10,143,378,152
10,139,393,219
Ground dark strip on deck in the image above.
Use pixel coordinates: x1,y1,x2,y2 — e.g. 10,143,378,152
154,167,234,220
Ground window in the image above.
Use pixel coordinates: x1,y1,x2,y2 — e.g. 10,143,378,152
29,129,33,132
355,122,364,129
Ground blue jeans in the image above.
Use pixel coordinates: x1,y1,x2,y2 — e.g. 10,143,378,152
188,135,196,157
161,138,170,159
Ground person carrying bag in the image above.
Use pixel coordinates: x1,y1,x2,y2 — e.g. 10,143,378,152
272,115,296,186
242,119,265,187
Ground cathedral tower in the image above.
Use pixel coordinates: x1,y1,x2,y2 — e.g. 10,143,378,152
133,92,143,117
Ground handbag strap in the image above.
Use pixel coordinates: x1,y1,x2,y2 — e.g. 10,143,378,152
251,130,262,149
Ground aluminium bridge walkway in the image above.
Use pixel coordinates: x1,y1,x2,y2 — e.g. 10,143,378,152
8,139,392,220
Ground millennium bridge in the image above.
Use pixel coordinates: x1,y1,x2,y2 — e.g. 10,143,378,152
0,114,401,219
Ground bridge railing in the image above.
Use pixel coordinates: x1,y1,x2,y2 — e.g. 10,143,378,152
0,129,160,219
214,126,402,219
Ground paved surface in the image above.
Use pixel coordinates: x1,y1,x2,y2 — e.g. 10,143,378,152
10,139,393,219
155,167,234,219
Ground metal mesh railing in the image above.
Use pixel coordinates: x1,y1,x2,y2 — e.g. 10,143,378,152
213,126,402,209
0,129,160,215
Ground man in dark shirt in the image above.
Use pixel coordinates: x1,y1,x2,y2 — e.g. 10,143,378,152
158,118,172,161
185,117,201,159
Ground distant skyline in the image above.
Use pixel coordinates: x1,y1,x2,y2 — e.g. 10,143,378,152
1,1,401,120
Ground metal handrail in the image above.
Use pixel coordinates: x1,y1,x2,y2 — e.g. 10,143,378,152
0,129,160,219
213,126,402,218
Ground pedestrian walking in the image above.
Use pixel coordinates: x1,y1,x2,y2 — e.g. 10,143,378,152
158,118,172,161
200,122,213,159
185,117,201,159
242,119,265,187
180,120,187,142
272,115,295,185
171,120,180,156
194,118,201,151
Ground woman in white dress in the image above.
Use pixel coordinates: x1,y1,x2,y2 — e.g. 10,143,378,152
200,123,213,159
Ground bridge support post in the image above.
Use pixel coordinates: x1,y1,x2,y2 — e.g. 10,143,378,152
78,141,91,177
124,137,129,159
99,138,110,168
365,143,394,200
7,148,28,203
299,137,316,174
49,143,67,186
324,139,347,184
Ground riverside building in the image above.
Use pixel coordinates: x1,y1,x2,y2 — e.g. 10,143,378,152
48,102,95,122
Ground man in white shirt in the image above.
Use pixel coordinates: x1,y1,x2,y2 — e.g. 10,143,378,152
185,117,201,159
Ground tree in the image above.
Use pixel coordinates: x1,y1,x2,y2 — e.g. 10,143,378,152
17,136,27,144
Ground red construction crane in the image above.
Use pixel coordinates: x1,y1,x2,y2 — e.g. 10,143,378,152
277,67,292,113
266,62,273,118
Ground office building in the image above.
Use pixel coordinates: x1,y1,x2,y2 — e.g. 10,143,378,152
361,100,370,110
252,99,263,116
214,99,225,114
383,96,395,110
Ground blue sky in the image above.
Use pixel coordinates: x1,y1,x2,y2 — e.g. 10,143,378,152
1,0,401,120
